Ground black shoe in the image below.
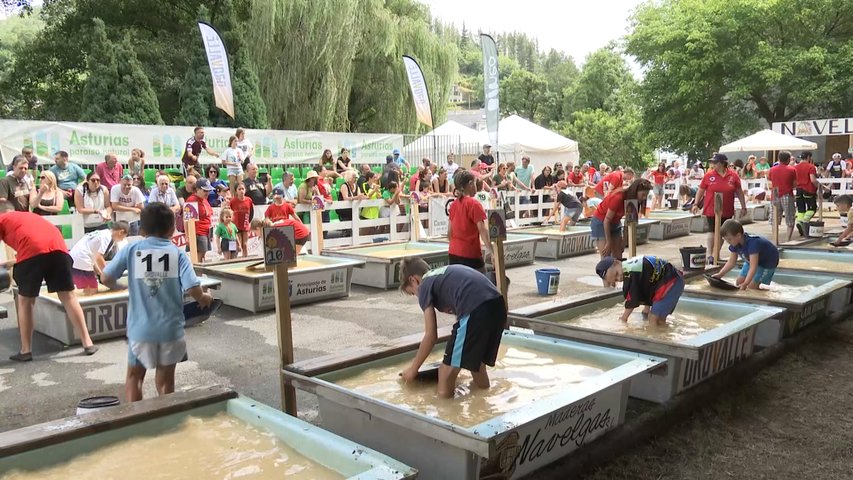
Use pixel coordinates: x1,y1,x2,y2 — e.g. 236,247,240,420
83,346,99,356
9,352,32,362
796,223,804,237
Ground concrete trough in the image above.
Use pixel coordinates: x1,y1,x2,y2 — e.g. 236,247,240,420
322,241,449,289
194,255,364,313
749,203,769,221
515,225,596,259
645,211,695,240
0,387,416,479
683,270,850,347
284,329,663,480
508,294,781,403
427,232,545,268
17,277,220,346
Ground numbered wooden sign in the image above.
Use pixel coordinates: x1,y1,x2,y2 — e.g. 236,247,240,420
624,199,639,224
263,225,297,267
311,195,325,211
713,192,723,216
487,209,507,240
772,188,781,207
183,201,199,220
410,191,421,205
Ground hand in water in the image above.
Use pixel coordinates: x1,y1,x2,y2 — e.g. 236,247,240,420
399,367,417,383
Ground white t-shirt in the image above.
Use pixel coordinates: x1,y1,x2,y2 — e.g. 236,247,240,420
237,138,254,159
110,185,145,223
445,161,459,179
70,229,112,271
223,147,243,166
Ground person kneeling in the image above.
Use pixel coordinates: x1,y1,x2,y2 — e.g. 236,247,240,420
596,255,684,327
714,219,779,291
398,259,507,399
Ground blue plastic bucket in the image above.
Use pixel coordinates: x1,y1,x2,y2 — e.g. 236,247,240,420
535,268,560,295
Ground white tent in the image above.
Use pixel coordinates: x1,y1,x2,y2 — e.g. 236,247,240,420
719,129,817,152
497,115,580,166
403,120,488,165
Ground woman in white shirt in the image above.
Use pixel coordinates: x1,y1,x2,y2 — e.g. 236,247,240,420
68,221,129,295
236,128,254,170
222,135,244,194
74,171,112,233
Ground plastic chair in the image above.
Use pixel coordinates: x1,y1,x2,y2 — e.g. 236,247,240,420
271,167,284,178
143,169,156,184
61,224,72,240
219,168,228,180
335,177,345,188
60,199,70,215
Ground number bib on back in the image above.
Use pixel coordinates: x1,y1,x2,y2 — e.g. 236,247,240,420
134,249,179,279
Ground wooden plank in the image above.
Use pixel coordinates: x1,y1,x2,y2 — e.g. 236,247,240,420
286,326,454,377
272,263,297,415
186,219,199,265
0,386,237,458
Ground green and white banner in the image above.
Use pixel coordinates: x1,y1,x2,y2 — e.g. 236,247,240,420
0,120,403,166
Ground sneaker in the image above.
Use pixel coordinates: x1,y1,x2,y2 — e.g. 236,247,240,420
9,352,32,362
83,345,99,356
796,223,805,237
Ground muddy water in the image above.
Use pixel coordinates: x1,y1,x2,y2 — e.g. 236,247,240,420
334,344,614,428
556,303,726,343
354,247,440,259
778,258,853,272
686,280,816,302
2,413,343,480
221,259,326,277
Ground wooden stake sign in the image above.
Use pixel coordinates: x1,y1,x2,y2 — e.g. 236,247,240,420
772,187,781,245
713,192,723,265
487,209,508,306
183,202,199,264
624,199,639,258
263,224,298,416
410,192,426,241
310,195,325,255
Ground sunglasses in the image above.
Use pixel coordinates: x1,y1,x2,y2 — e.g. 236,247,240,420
38,175,45,179
90,178,101,182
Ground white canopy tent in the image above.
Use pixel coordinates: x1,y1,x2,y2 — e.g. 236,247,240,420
719,129,817,152
497,115,580,166
403,120,488,165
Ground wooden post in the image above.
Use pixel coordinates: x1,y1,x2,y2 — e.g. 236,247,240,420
713,192,723,265
186,219,199,264
487,209,508,314
310,195,324,254
262,225,298,416
624,199,639,258
411,193,422,242
772,187,780,245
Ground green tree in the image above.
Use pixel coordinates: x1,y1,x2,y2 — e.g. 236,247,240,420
626,0,853,158
80,18,163,124
564,46,633,117
500,69,549,122
558,106,653,171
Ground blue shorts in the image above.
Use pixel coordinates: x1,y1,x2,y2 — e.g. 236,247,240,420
650,274,684,318
563,207,582,222
740,262,776,285
590,216,623,240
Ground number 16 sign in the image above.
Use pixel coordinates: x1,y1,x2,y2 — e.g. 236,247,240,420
263,225,297,267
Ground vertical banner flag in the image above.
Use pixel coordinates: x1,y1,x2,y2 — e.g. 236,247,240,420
402,55,434,128
481,34,500,148
198,22,235,119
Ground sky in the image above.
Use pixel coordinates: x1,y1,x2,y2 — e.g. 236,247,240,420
421,0,646,66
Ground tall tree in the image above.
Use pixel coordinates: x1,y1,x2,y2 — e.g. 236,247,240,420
80,18,163,124
626,0,853,158
500,69,549,122
564,46,633,117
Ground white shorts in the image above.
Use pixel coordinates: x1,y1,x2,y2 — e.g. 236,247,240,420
226,166,243,177
128,338,187,369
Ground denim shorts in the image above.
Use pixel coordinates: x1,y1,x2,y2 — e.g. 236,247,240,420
590,216,623,240
563,207,582,222
740,262,776,285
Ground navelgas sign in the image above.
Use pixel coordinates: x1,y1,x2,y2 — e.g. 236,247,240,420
772,117,853,137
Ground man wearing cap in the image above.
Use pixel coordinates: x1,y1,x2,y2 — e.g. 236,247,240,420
392,148,409,170
478,144,496,172
794,152,820,236
595,255,684,326
110,174,146,235
693,153,747,263
825,152,845,198
186,178,214,262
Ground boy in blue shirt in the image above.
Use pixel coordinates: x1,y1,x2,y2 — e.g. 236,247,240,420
714,219,779,290
102,203,212,402
398,259,506,398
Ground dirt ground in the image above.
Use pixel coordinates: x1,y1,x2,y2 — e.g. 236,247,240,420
581,320,853,480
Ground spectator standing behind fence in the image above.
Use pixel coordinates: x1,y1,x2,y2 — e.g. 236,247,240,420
337,171,365,234
445,153,460,180
478,144,496,173
181,127,218,177
297,170,320,222
149,175,181,217
0,156,33,212
221,135,244,195
243,163,270,205
132,174,150,200
111,174,145,235
30,171,63,216
236,128,254,170
205,165,227,207
187,178,214,262
230,183,254,258
128,148,146,178
381,155,400,189
214,208,239,260
431,168,452,195
96,153,123,192
75,171,111,232
177,174,196,203
8,147,38,172
392,148,409,170
272,172,298,205
50,151,86,199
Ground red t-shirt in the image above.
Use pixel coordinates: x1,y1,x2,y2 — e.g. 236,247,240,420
0,211,67,262
265,202,295,223
699,169,741,218
448,196,487,259
587,168,598,184
593,191,626,223
651,171,667,185
795,162,817,194
187,194,213,236
230,196,254,232
271,219,310,240
317,179,332,201
768,164,797,197
595,171,623,196
409,174,419,193
567,172,584,185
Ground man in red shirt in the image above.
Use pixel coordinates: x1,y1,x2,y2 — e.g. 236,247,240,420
767,151,798,241
567,165,585,186
186,178,214,262
0,207,97,361
594,168,634,198
251,217,311,254
693,153,747,264
447,170,493,272
794,151,820,236
95,153,123,192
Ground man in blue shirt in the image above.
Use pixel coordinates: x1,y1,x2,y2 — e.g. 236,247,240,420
102,203,212,402
398,259,506,398
392,148,409,170
49,151,86,199
714,219,779,290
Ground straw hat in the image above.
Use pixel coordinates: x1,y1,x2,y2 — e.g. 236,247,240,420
305,170,319,180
